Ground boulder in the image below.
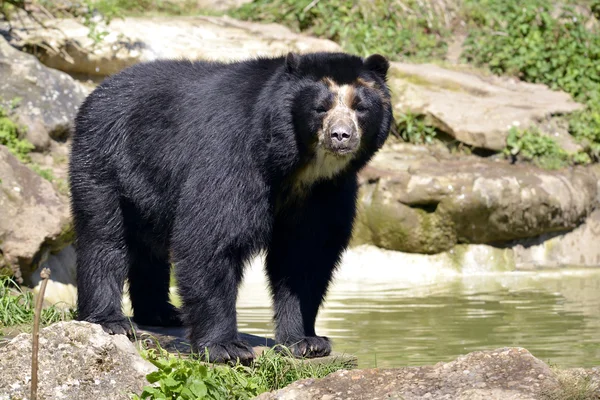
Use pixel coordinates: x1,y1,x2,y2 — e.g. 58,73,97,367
0,36,88,151
0,321,155,400
255,348,564,400
7,15,341,77
512,209,600,269
0,146,72,283
353,142,597,253
389,62,583,151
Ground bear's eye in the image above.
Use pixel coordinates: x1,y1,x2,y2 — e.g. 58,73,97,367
355,104,369,113
314,106,328,114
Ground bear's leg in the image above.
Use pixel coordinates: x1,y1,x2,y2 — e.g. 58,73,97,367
171,177,269,364
74,187,133,336
128,242,182,327
266,177,357,358
173,248,255,364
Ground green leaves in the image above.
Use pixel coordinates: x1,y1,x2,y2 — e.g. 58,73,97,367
133,347,350,400
503,127,590,170
232,0,449,60
395,112,437,145
0,276,73,328
0,105,33,163
461,0,600,162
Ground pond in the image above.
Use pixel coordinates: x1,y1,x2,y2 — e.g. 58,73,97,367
236,247,600,369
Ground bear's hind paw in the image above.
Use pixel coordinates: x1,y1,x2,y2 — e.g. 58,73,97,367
194,340,255,365
284,336,331,359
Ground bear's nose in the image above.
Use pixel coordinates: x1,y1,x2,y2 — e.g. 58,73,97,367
331,126,352,142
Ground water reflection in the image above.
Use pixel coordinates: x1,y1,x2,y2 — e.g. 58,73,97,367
237,264,600,368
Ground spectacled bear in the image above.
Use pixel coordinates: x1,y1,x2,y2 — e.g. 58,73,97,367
70,51,392,363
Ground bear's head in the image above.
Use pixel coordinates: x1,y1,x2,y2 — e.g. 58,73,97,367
285,52,392,187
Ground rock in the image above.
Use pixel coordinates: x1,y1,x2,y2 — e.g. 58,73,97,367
7,15,341,77
342,244,515,276
389,62,583,151
0,146,72,283
353,142,597,253
0,36,88,150
0,321,155,400
512,209,600,269
136,325,358,368
255,348,561,400
178,0,252,11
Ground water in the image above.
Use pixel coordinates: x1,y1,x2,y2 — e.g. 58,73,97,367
236,249,600,368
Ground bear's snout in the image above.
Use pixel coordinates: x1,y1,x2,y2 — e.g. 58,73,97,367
326,120,359,155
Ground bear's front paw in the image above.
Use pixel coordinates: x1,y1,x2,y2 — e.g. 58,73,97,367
284,336,331,358
97,318,137,339
194,340,255,365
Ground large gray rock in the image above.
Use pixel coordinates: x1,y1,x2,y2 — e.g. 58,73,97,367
0,36,87,151
353,142,598,253
389,62,583,151
0,146,72,283
255,348,563,400
512,209,600,269
0,321,155,400
7,15,341,77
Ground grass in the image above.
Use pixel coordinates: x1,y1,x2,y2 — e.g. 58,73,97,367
231,0,451,60
542,367,599,400
133,346,351,400
0,276,73,331
461,0,600,163
0,104,34,163
231,0,600,167
0,102,65,184
503,127,591,169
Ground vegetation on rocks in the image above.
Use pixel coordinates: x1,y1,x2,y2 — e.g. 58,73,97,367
462,0,600,163
504,127,591,169
0,104,33,163
0,104,61,182
133,347,351,400
0,276,72,330
232,0,450,61
233,0,600,167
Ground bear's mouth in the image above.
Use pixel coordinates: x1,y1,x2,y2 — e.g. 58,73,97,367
329,146,356,156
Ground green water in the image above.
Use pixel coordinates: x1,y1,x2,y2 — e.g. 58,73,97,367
237,267,600,368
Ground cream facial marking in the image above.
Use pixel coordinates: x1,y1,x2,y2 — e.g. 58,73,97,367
294,78,363,189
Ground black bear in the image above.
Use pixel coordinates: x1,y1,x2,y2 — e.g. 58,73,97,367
70,51,392,363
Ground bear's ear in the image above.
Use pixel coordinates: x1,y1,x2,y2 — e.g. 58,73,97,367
285,52,300,74
364,54,389,79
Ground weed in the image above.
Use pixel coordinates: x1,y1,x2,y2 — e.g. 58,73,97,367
133,346,351,400
395,112,438,144
231,0,450,60
541,367,599,400
503,127,590,169
0,106,34,163
462,0,600,160
0,276,73,328
29,164,55,182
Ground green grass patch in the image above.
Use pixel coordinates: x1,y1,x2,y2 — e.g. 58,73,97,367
395,111,438,144
133,346,351,400
0,105,34,163
504,127,590,169
542,367,599,400
0,103,64,183
231,0,449,60
461,0,600,161
0,276,73,329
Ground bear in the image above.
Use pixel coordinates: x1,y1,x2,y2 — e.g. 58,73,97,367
70,51,393,364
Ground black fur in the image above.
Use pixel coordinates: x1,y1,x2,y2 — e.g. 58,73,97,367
70,52,392,363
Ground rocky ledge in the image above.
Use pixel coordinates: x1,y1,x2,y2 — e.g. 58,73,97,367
0,321,598,400
257,348,600,400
